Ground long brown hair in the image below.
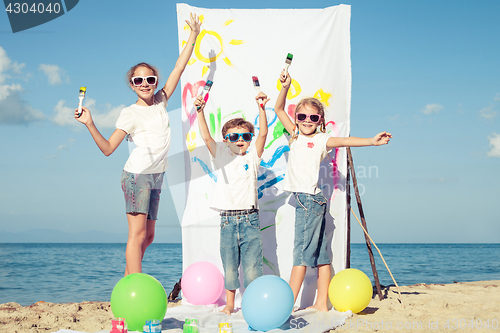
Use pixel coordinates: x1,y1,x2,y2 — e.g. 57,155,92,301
289,97,326,145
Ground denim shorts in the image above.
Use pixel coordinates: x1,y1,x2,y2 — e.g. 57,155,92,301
293,192,331,267
120,170,164,220
219,210,263,290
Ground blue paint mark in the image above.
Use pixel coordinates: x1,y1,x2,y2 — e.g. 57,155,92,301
254,108,278,129
258,174,285,199
193,157,217,182
260,145,290,168
258,169,274,181
258,166,286,181
243,163,249,171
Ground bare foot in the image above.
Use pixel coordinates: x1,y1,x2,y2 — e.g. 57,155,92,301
306,303,329,312
222,304,234,315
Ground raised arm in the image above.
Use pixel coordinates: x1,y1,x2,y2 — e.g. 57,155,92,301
162,12,201,99
254,92,270,158
326,131,392,149
75,106,127,156
194,96,217,157
274,71,295,135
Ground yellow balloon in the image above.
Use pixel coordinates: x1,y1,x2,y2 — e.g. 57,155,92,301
328,268,373,313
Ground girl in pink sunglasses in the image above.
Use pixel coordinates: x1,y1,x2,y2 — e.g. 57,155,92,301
275,70,392,311
75,13,201,276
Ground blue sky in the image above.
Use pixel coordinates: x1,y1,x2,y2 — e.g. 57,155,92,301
0,0,499,243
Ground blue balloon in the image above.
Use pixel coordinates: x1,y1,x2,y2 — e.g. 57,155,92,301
241,275,294,331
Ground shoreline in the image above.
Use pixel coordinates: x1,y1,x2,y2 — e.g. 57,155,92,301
1,280,498,333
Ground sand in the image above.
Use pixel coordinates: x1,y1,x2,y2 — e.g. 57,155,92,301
340,280,499,333
1,281,498,333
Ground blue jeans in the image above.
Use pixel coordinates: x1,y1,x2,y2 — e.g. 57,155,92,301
120,171,163,220
220,210,263,290
293,192,331,267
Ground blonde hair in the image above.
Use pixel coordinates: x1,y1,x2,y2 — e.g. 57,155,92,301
126,62,160,88
289,97,326,145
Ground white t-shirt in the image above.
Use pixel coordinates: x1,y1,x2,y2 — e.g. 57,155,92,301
115,91,171,174
283,132,332,195
210,144,262,211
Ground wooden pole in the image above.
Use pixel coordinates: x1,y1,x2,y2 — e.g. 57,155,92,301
346,148,384,301
346,152,351,269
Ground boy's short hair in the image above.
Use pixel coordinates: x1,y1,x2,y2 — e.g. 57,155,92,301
221,118,254,138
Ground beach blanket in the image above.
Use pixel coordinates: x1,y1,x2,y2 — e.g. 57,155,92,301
177,3,352,308
161,305,351,332
52,305,351,333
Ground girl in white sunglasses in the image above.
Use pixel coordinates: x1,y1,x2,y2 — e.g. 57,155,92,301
75,13,201,276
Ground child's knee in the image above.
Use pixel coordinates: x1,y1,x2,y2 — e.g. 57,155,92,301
144,232,155,246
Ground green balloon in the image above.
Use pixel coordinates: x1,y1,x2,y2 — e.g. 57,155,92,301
110,273,168,332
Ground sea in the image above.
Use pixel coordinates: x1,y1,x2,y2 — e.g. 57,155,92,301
1,243,499,306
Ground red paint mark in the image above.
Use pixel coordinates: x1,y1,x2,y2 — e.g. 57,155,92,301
182,80,206,126
307,142,314,149
287,104,296,118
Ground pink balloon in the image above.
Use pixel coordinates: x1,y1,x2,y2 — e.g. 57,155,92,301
181,261,224,305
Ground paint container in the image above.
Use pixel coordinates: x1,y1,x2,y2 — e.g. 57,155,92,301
110,318,127,333
143,319,161,333
219,323,232,333
183,318,199,333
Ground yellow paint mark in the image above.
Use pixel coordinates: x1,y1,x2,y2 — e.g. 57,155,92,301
202,66,209,77
223,57,233,66
194,30,224,63
224,19,234,26
187,131,197,153
181,40,187,48
277,78,302,100
199,15,205,24
229,39,244,45
187,58,197,66
184,24,190,31
314,89,332,106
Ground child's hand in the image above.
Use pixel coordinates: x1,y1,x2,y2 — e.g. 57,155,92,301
186,12,201,36
74,106,93,125
194,95,205,112
372,131,392,146
256,92,270,109
279,70,292,89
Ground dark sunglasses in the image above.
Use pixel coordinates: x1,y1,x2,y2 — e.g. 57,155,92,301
225,132,254,142
131,76,158,87
296,113,322,123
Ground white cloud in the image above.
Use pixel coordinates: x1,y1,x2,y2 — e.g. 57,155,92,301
494,93,500,101
0,47,25,83
92,103,124,129
0,47,11,76
422,103,444,115
39,64,68,85
0,47,44,125
53,100,77,127
479,105,497,120
52,98,124,129
0,83,22,101
487,133,500,158
0,90,45,124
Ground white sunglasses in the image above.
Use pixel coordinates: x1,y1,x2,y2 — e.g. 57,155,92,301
131,76,158,86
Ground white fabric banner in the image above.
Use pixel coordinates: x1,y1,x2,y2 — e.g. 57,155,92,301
177,3,351,308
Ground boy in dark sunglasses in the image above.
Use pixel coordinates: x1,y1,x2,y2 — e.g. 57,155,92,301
195,91,270,315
